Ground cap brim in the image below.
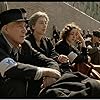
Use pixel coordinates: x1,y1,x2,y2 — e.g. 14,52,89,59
16,19,29,22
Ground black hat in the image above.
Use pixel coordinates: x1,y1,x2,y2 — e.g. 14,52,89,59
0,9,28,29
20,8,26,13
93,30,100,38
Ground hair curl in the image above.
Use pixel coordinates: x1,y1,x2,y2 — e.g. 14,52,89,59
60,22,81,41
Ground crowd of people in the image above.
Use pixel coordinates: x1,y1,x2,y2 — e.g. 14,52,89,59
0,8,100,98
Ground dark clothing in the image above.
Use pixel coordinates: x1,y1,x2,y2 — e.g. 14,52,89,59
26,33,62,97
39,72,100,98
26,34,59,60
0,33,59,97
1,79,27,98
87,42,100,65
55,40,88,64
26,34,72,73
53,29,60,43
26,34,71,71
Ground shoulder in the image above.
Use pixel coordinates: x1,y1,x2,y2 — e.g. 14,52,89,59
0,34,11,52
22,39,33,49
55,40,64,46
0,34,10,61
0,33,6,45
55,40,69,50
22,39,39,53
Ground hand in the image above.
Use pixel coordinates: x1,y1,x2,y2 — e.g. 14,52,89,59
77,31,84,41
58,54,69,63
42,68,61,79
41,77,57,88
77,31,86,47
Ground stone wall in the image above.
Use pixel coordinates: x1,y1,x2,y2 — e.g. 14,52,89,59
0,2,8,13
68,2,100,22
7,2,100,37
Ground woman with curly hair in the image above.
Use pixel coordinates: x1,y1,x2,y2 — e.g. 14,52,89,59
55,22,88,64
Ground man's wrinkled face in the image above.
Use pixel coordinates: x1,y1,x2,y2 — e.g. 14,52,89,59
5,21,27,47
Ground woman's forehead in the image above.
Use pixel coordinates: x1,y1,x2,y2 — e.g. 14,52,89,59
37,16,48,21
70,28,79,32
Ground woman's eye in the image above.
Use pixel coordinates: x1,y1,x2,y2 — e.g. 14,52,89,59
39,21,48,25
71,33,74,35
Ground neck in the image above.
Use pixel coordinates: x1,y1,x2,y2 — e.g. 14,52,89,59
33,32,43,42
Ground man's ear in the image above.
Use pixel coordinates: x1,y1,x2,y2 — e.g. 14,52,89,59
2,25,8,34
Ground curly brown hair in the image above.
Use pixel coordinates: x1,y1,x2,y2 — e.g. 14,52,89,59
60,22,81,41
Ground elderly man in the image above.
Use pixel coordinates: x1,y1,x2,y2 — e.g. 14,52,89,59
0,9,61,97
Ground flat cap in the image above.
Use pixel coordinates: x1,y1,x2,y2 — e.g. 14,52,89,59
0,9,28,29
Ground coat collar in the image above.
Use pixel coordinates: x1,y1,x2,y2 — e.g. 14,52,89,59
0,33,22,54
